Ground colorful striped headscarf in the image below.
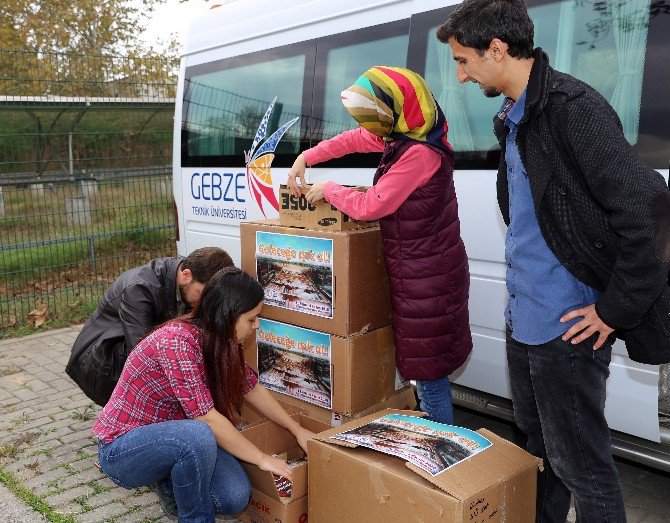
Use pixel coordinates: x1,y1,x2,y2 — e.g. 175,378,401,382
341,66,453,154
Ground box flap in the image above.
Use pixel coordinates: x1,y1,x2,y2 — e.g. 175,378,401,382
404,428,542,500
312,410,540,501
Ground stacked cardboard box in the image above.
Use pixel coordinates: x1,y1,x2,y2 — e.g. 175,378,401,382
241,219,412,426
239,217,415,520
278,185,375,231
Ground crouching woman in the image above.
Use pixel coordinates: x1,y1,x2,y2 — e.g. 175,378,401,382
92,267,313,522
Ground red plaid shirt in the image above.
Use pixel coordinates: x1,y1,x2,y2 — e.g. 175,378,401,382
92,322,258,443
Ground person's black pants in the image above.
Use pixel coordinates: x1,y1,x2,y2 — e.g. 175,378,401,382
506,330,626,522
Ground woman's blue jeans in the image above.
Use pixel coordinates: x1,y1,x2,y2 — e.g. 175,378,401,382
97,419,251,522
415,376,454,424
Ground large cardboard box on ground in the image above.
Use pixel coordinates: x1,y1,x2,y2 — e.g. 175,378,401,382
241,220,391,337
244,322,400,416
308,409,541,522
267,386,416,427
238,406,330,523
278,185,374,231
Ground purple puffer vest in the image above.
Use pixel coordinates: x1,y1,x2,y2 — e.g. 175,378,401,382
374,140,472,380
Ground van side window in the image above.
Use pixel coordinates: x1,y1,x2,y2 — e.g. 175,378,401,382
409,0,669,169
182,41,315,168
311,20,410,149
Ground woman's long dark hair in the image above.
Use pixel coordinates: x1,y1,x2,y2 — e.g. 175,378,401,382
182,267,263,421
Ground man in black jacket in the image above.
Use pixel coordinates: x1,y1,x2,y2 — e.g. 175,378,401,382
438,0,670,521
66,247,234,407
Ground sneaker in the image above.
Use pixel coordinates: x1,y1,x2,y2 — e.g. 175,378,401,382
147,481,179,520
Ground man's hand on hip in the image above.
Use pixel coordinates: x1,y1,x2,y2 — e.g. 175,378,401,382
560,304,614,350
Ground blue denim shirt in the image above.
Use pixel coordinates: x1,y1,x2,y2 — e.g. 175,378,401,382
502,89,600,345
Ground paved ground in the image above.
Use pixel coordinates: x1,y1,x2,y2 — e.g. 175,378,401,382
0,327,181,523
0,326,669,522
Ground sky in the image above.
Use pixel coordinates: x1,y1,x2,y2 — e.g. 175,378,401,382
138,0,216,53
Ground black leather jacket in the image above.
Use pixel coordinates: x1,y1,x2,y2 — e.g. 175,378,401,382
493,48,670,364
65,256,183,405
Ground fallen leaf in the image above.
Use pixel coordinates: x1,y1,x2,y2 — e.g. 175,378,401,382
68,299,82,309
28,302,49,327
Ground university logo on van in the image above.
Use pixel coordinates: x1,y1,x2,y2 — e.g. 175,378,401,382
244,98,299,217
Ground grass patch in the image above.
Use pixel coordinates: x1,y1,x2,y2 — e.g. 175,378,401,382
76,449,94,460
29,446,55,457
90,479,112,495
0,431,40,458
0,468,78,523
74,493,93,512
0,443,21,459
71,403,96,422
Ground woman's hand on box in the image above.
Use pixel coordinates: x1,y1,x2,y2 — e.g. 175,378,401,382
306,181,327,204
259,453,293,481
294,427,316,455
287,154,308,197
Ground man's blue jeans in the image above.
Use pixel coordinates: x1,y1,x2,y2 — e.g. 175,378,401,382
415,376,454,424
506,330,626,522
97,419,251,522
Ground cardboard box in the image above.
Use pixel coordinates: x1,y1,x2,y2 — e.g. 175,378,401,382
239,488,307,523
245,322,399,416
266,386,417,427
237,409,330,523
308,409,541,522
279,185,374,231
241,220,391,336
239,412,329,502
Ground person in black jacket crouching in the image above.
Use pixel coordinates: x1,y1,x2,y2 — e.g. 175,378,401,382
438,1,670,522
66,247,234,407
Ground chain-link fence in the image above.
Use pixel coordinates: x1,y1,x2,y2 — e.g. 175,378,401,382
0,50,179,330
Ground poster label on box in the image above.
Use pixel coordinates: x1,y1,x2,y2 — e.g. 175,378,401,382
257,318,333,409
256,231,334,318
330,414,492,476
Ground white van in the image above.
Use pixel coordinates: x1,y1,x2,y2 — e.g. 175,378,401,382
173,0,670,470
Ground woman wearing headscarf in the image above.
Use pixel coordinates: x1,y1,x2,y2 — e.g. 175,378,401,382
287,66,472,424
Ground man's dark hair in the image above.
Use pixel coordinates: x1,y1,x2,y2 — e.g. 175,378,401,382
436,0,534,59
181,247,234,283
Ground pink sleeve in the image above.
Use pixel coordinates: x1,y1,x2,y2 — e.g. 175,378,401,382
323,145,442,221
302,127,385,165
